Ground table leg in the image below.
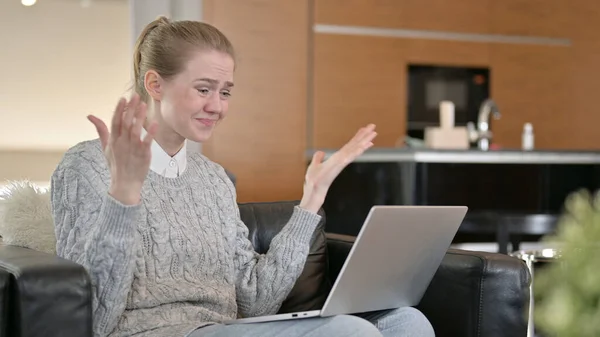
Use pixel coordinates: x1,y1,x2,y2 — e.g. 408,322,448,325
496,219,509,254
525,257,535,337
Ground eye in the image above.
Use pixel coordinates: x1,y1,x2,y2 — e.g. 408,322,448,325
196,88,210,96
220,90,232,100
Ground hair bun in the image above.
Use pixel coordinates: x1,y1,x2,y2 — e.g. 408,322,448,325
156,16,170,25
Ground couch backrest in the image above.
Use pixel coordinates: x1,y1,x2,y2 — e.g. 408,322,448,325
0,269,9,337
0,182,332,315
237,201,332,314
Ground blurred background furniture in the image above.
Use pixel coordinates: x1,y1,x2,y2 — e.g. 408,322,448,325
511,248,562,337
316,149,600,254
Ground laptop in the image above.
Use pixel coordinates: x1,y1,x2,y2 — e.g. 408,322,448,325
224,205,468,325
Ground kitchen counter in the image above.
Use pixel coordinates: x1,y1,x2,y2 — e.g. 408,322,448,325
306,148,600,164
312,147,600,242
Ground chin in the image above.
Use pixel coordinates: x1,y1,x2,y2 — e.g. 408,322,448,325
183,120,220,142
186,129,214,143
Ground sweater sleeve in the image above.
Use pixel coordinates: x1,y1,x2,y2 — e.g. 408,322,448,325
233,204,321,317
51,166,140,337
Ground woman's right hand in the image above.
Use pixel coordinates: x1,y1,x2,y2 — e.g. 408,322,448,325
87,94,158,205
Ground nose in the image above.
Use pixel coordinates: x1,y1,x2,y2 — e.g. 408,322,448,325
204,92,223,115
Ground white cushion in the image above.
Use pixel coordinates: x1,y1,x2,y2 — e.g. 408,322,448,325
0,181,56,254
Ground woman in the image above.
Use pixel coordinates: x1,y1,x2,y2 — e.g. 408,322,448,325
51,17,434,337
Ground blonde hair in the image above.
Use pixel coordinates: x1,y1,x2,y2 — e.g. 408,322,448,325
132,16,235,102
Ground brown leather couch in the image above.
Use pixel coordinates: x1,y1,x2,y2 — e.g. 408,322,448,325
0,201,531,337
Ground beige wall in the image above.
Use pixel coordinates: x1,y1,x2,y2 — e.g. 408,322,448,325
0,0,205,188
0,150,60,190
0,0,131,151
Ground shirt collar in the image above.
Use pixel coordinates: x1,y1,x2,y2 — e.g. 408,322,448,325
141,128,187,178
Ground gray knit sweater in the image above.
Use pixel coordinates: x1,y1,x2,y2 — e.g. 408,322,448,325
50,139,321,337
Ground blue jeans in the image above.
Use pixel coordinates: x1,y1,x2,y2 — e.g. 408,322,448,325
188,307,435,337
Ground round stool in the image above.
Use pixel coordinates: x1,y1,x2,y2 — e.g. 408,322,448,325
510,248,561,337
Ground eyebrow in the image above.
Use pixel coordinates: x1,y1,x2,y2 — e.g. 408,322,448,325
195,78,234,88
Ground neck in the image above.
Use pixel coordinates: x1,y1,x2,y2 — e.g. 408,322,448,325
153,126,186,156
145,101,185,156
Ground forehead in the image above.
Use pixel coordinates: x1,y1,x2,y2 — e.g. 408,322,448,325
182,49,235,83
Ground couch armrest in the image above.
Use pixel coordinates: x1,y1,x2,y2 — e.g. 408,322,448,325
417,249,530,337
325,234,531,337
0,244,93,337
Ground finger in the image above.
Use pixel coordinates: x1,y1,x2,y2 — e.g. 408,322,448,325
347,124,374,146
110,98,127,138
131,101,147,141
352,126,367,141
343,143,372,164
344,134,375,161
142,121,159,147
88,115,109,150
311,151,326,166
350,131,377,153
354,134,375,155
356,124,376,141
342,129,376,155
122,94,140,136
364,131,377,144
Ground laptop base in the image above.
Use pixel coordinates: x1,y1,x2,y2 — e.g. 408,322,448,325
224,310,322,324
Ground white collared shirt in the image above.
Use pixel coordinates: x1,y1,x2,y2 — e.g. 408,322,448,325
141,128,187,178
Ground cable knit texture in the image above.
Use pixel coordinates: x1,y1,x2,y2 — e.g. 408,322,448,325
50,139,321,337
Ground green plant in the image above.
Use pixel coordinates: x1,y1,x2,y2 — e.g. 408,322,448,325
534,189,600,336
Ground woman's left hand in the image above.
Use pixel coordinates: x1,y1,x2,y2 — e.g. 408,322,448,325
300,124,377,213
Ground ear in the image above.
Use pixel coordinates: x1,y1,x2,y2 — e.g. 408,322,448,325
144,70,162,100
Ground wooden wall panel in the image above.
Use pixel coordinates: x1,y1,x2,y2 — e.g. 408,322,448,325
312,34,490,149
561,0,600,149
399,0,490,33
315,0,570,38
200,0,600,202
202,0,309,202
312,34,406,149
312,0,600,151
315,0,491,33
489,0,570,38
402,39,490,67
489,44,573,149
